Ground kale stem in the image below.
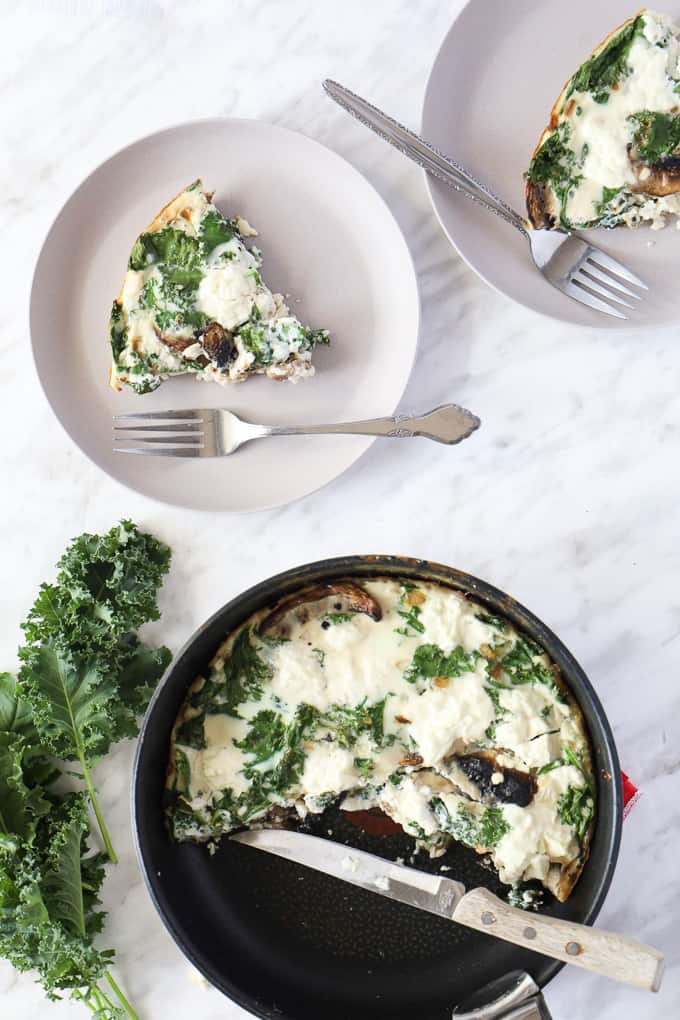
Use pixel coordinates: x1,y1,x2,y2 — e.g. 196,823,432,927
105,970,139,1020
90,986,105,1010
77,747,118,864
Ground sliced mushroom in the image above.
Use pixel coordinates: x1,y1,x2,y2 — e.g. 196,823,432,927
254,804,298,830
197,322,236,368
259,581,382,637
631,157,680,196
451,751,536,808
157,329,195,354
525,178,556,230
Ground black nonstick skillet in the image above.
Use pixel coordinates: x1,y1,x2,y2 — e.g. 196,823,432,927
133,556,622,1020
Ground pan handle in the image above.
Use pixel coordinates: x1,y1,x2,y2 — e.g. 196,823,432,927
453,970,551,1020
452,888,664,992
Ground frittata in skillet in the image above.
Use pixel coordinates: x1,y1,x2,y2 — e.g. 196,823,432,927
166,579,595,903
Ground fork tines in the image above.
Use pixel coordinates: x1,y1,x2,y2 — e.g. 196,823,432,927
113,409,210,457
567,248,648,319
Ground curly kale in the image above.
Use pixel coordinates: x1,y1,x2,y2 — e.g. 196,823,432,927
18,521,172,861
0,520,171,1017
0,792,135,1018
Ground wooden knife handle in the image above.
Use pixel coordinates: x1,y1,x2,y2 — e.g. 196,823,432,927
452,887,664,992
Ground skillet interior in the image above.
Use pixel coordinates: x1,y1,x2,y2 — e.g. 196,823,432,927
133,556,622,1020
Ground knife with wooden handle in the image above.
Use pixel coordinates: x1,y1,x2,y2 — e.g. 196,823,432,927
231,829,664,993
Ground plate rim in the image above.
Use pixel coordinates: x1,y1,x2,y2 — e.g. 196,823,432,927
29,116,421,513
421,0,664,332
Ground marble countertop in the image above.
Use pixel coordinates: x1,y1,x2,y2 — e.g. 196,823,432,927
1,0,677,1017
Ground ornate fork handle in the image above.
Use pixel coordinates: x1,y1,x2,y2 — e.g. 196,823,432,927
263,404,480,446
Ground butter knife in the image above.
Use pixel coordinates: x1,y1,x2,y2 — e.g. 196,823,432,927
231,829,663,992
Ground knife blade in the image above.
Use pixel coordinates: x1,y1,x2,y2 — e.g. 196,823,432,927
231,828,664,992
231,827,466,919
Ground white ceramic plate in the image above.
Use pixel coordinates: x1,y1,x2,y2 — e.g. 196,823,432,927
423,0,679,329
30,119,419,512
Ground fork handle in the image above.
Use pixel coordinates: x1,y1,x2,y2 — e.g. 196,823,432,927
264,404,480,445
323,79,529,237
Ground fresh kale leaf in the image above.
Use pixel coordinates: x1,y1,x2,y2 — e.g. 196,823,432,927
39,795,102,939
0,521,166,1018
0,794,134,1017
109,636,171,744
0,672,39,742
0,734,50,852
17,521,172,863
18,644,117,860
19,645,113,762
22,520,171,652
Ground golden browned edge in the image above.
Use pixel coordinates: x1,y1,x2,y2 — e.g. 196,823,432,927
525,10,646,228
167,578,595,900
108,180,208,391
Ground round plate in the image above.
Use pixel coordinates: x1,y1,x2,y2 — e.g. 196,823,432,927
30,120,419,511
423,0,679,329
133,556,622,1020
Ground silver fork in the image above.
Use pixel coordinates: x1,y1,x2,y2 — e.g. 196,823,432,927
324,79,648,320
112,404,480,457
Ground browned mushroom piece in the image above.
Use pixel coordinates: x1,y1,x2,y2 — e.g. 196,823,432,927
259,580,382,637
197,321,236,369
157,329,195,354
450,751,537,808
525,179,556,230
256,804,298,830
631,158,680,197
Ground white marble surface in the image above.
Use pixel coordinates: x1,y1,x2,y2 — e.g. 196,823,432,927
0,0,678,1017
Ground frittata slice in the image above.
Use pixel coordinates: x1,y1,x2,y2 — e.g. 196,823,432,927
109,181,329,393
526,9,680,230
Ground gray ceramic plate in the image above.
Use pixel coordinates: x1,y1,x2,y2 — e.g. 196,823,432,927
30,119,419,511
423,0,679,329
